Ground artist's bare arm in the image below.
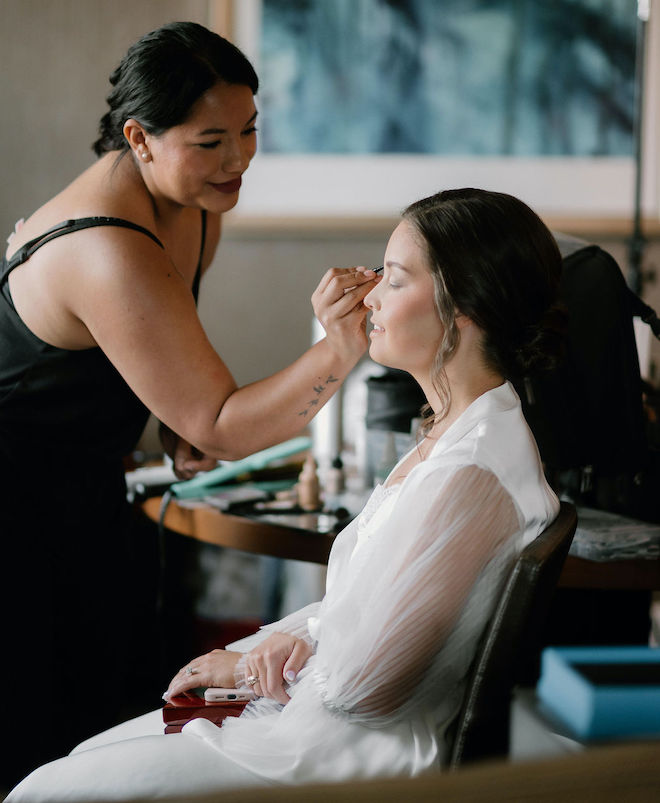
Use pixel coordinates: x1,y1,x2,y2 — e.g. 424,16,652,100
154,210,221,475
41,227,371,459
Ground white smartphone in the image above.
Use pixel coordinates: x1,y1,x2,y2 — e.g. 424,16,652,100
203,687,256,702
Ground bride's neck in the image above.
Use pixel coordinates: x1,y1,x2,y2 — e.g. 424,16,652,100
423,367,504,441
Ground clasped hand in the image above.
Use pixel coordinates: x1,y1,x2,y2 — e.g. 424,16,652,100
164,632,313,706
159,423,217,480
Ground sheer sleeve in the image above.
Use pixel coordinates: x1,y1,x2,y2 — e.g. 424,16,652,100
225,601,321,655
226,601,322,687
258,601,322,644
312,463,522,724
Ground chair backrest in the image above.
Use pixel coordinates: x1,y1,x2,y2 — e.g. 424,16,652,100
447,501,577,768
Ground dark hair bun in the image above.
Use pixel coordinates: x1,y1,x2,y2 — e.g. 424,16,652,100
513,301,568,375
92,22,258,156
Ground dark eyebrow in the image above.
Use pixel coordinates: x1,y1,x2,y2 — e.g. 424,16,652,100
197,111,258,137
386,260,412,273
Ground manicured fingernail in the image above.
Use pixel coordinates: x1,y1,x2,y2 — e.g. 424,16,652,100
285,670,296,682
162,691,171,700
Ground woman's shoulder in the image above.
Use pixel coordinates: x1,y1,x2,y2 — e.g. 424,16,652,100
7,158,145,249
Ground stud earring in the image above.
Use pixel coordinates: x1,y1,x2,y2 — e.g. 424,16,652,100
140,150,150,161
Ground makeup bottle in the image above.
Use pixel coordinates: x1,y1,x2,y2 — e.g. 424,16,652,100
298,454,321,511
324,455,345,497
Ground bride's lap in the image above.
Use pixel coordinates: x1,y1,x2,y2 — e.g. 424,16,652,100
7,727,267,802
72,708,164,753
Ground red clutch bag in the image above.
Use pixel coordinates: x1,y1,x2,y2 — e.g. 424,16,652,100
162,694,248,734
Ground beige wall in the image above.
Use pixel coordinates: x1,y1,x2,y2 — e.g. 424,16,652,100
0,0,211,236
2,1,660,452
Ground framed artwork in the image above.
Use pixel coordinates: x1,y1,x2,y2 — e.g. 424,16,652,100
211,0,659,222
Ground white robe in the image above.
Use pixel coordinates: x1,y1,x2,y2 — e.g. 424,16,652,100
8,382,558,800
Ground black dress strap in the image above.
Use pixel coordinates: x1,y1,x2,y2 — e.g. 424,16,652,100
192,210,207,303
1,217,164,287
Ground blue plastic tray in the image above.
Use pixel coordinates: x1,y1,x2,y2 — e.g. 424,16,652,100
537,646,660,741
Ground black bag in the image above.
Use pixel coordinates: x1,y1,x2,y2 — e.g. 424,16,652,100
513,240,660,523
513,239,659,652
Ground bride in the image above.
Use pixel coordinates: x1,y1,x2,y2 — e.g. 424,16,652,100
8,188,563,800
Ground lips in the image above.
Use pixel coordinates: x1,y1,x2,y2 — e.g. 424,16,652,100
211,177,242,194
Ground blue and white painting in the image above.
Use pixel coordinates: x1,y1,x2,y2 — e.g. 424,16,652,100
258,0,636,156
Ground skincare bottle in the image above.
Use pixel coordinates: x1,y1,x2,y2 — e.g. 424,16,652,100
298,454,321,511
324,455,345,497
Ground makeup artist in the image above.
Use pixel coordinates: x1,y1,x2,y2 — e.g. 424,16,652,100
0,21,373,788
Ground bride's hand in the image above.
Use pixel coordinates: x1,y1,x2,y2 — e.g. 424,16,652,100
164,649,241,700
242,632,313,705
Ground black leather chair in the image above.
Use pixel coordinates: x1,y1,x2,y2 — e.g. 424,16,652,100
446,501,578,768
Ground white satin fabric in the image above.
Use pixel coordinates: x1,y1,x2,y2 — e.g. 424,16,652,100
187,381,559,784
8,381,559,800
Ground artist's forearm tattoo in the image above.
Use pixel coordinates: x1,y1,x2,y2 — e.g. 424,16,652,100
298,374,339,417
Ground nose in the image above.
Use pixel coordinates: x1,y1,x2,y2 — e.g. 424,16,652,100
222,136,253,174
364,282,380,310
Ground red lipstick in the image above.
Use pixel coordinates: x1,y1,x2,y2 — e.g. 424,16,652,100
211,177,242,194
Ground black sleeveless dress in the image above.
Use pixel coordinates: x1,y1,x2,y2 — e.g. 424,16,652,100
0,214,206,786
